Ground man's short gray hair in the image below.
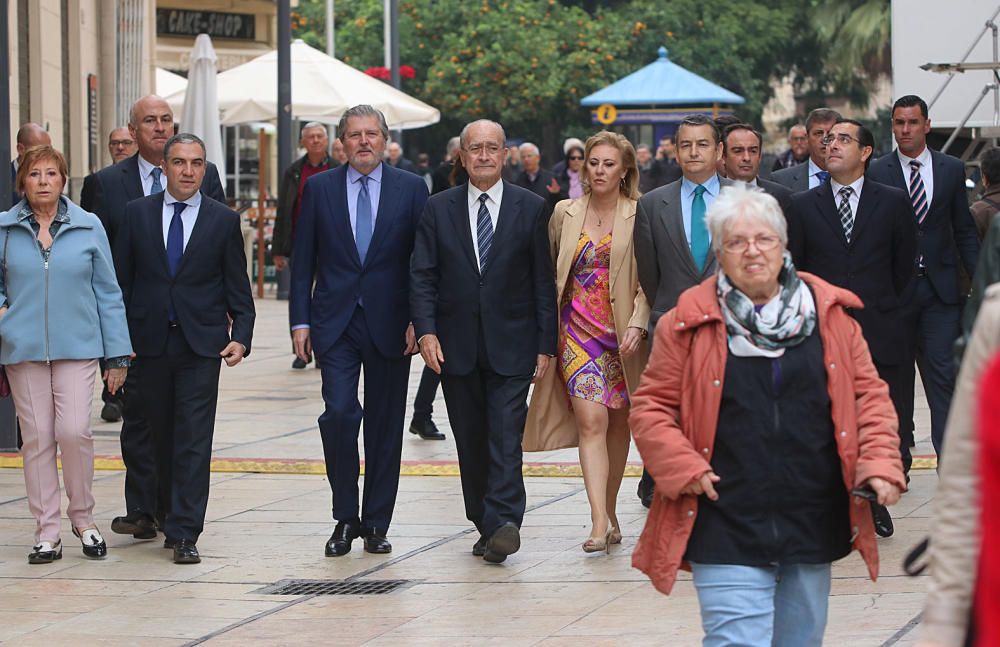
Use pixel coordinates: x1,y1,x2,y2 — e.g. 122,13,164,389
705,183,787,253
459,120,506,149
301,121,328,136
337,105,390,141
163,132,206,160
518,142,540,157
446,136,461,156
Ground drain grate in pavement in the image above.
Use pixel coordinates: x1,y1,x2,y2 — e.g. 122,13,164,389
257,579,411,596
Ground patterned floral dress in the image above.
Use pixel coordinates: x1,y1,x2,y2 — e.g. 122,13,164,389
558,231,628,409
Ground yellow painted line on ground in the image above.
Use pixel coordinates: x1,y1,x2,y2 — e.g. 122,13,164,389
0,455,940,476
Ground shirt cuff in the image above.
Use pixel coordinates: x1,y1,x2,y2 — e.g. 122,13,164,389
105,356,131,368
291,325,310,331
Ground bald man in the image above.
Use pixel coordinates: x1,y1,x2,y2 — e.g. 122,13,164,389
11,123,51,206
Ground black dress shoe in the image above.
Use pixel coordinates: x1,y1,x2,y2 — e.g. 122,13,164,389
73,527,107,559
28,540,62,564
111,513,157,539
871,502,894,538
409,418,446,440
292,356,309,369
100,401,123,422
173,539,201,564
325,520,361,557
483,522,520,564
637,479,654,509
363,529,392,554
472,536,487,557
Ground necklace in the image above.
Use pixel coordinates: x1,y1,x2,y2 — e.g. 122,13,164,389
589,200,615,227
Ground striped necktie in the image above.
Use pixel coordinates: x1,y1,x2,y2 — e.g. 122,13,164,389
909,160,928,224
838,186,855,243
476,193,493,273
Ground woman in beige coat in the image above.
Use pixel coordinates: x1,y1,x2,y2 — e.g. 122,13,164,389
524,131,649,552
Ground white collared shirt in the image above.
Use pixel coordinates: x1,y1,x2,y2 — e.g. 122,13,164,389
897,146,934,206
830,175,865,219
467,180,503,269
137,155,164,197
162,189,202,250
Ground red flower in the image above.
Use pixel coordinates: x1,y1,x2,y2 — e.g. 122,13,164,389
364,66,391,80
400,65,416,79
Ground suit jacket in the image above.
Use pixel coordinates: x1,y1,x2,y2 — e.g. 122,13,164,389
81,153,226,246
786,179,918,365
770,161,812,193
633,176,736,327
388,158,418,174
868,149,979,304
9,161,20,208
523,194,650,451
289,163,429,359
513,168,562,219
113,193,255,359
410,181,558,376
757,177,794,215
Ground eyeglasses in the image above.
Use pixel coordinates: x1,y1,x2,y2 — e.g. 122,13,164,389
821,133,863,146
568,156,583,161
465,143,503,155
721,235,781,254
110,139,134,147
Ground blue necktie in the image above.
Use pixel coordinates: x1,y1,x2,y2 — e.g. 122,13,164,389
476,193,493,273
690,185,709,272
816,170,830,185
167,202,186,321
150,167,163,195
356,176,373,262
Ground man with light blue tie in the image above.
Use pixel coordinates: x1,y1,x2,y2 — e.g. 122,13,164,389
633,114,736,507
289,105,429,558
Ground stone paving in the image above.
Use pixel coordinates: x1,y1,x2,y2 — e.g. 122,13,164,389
0,294,937,646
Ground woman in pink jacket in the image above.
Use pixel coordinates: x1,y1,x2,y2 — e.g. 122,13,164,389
629,184,906,647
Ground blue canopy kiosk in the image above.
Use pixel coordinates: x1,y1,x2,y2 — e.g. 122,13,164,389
581,46,745,146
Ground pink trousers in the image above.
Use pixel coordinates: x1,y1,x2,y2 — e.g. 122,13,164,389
6,359,99,543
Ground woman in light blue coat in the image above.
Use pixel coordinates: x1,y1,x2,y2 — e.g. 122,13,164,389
0,145,132,564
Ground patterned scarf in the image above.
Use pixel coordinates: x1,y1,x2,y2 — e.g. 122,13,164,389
716,251,817,358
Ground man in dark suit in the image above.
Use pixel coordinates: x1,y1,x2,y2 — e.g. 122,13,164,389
10,123,51,207
113,133,255,563
633,114,736,508
513,142,562,218
786,119,917,536
771,108,841,192
770,123,809,173
720,123,793,212
868,95,980,458
386,142,418,173
290,105,429,558
81,95,226,539
411,119,557,563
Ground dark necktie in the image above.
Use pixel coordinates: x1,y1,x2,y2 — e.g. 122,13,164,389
838,187,855,242
909,160,928,224
690,184,709,272
356,176,373,262
816,170,830,185
476,193,493,273
150,167,163,195
167,201,186,321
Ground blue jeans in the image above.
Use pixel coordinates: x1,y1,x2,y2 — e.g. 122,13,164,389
689,562,831,647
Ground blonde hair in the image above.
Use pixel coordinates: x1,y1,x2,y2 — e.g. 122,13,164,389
581,131,640,200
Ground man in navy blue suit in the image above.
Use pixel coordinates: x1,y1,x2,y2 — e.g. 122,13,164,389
114,133,255,563
10,123,51,207
868,95,980,459
290,105,429,557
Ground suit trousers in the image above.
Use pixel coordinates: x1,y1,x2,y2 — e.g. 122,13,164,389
6,359,99,543
317,305,410,532
439,332,531,536
120,359,169,523
873,358,913,474
902,276,962,455
412,365,440,421
138,327,222,542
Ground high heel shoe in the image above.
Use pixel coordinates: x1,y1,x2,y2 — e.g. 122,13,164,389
582,527,614,554
73,526,108,559
609,527,622,545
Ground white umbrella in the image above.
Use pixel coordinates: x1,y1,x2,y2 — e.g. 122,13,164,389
155,67,188,98
179,34,225,179
165,39,439,130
